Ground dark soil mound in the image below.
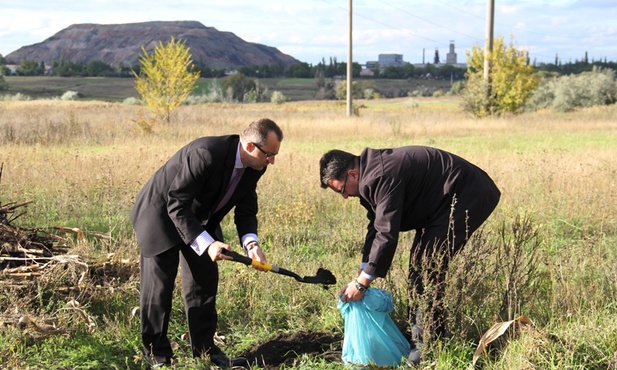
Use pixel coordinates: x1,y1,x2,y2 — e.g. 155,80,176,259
244,330,343,368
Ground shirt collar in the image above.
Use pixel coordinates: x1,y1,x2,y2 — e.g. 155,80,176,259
234,143,243,169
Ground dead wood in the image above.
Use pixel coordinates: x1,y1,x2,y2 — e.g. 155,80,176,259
0,193,139,340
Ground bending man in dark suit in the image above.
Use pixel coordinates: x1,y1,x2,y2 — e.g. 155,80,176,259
319,146,500,364
131,118,283,368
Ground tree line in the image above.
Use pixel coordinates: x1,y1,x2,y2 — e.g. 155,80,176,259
1,52,615,81
0,54,461,80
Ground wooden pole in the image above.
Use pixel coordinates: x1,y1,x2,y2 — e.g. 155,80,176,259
347,0,353,117
483,0,495,82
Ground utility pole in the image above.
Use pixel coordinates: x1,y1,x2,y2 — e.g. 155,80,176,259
483,0,494,82
346,0,353,117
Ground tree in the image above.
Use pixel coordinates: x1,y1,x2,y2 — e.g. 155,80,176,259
0,75,7,91
463,36,539,117
285,62,312,78
17,58,44,76
86,60,114,76
221,72,255,102
335,79,363,100
133,37,200,124
52,60,86,77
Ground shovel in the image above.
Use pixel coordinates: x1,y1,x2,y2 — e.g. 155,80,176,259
221,249,336,286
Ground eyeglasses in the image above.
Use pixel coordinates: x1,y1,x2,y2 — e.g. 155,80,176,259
339,172,348,195
253,143,277,159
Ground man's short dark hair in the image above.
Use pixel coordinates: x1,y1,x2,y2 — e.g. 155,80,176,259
319,149,357,188
241,118,283,145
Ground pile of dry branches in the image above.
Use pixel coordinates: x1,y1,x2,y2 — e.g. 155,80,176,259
1,201,75,276
1,164,138,339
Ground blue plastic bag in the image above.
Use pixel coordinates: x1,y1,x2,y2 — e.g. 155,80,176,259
338,288,411,368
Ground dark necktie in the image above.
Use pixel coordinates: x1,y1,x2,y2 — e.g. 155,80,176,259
215,168,245,212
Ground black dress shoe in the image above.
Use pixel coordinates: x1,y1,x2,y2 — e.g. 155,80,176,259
146,355,171,369
209,351,249,368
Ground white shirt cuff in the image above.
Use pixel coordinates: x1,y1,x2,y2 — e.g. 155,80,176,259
360,263,376,281
190,231,215,256
241,233,258,253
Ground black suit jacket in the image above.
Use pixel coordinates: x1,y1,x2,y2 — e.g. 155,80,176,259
131,135,265,257
358,146,500,277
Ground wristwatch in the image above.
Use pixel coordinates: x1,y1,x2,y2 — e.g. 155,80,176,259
354,280,369,293
245,241,259,252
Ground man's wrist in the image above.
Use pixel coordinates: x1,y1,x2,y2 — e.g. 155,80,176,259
360,270,375,282
356,275,372,288
190,232,215,256
244,240,259,253
354,279,369,293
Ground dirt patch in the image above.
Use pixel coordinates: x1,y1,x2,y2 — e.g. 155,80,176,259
243,330,343,369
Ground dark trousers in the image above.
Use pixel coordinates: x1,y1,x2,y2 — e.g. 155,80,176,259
408,232,465,340
408,189,500,339
140,244,219,361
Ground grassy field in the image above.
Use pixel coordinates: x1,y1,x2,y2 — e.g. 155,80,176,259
4,76,453,102
1,97,616,369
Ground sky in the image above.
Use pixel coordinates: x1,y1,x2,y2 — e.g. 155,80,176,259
1,0,616,66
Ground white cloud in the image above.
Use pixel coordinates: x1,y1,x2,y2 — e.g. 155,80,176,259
1,0,616,64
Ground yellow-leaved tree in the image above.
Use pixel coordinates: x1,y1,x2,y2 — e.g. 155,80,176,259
463,36,539,117
133,37,200,126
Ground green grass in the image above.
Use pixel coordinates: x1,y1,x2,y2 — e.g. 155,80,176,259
1,99,616,369
3,76,453,103
4,76,139,101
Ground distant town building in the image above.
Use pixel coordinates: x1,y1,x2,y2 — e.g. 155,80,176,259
379,54,404,66
365,61,379,70
363,43,467,72
365,54,405,69
446,40,457,64
414,41,467,69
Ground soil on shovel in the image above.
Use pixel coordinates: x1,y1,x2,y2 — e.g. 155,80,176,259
243,330,343,368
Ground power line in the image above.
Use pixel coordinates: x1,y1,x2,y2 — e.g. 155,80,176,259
319,0,449,46
433,0,598,41
377,0,483,43
316,0,616,63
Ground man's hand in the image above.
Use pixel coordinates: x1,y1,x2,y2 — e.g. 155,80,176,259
207,241,234,262
339,279,368,302
246,242,268,271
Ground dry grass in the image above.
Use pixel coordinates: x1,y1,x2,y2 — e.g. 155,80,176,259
1,97,616,369
2,98,615,260
4,98,615,225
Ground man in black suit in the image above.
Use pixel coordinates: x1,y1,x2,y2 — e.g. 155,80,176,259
131,118,283,368
319,146,500,364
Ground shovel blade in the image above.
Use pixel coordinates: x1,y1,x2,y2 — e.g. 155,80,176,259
302,268,337,285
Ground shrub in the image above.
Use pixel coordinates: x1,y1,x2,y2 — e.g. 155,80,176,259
60,91,80,101
529,66,617,112
526,80,555,110
0,75,7,91
409,86,431,97
270,91,286,104
335,80,363,100
447,80,465,96
363,88,375,100
463,36,539,117
222,73,253,102
0,92,31,101
122,97,141,105
186,79,225,104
